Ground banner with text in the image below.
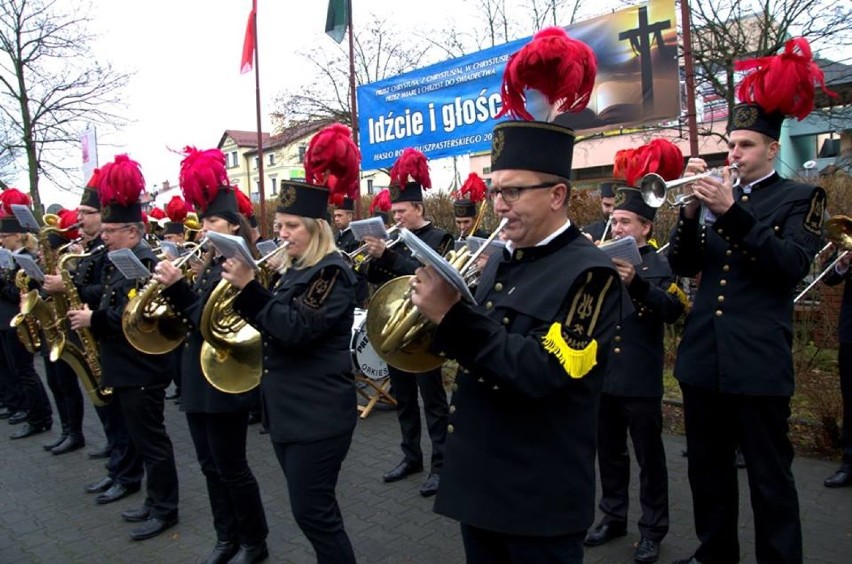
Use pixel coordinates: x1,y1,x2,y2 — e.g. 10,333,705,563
357,0,678,170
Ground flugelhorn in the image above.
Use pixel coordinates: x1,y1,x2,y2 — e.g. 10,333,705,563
639,164,740,208
794,215,852,303
366,218,507,372
199,241,291,394
346,223,401,266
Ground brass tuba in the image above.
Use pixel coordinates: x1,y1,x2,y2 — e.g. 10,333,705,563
122,238,207,354
365,218,507,372
199,241,291,394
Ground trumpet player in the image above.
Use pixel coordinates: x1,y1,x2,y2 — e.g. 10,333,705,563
582,180,622,244
584,182,685,564
67,155,179,542
668,38,833,564
152,148,269,564
364,149,453,498
333,197,368,307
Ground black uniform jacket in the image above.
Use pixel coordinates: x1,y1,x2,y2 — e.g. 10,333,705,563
73,237,106,310
583,218,610,243
824,259,852,344
90,242,173,388
0,250,39,327
366,222,454,284
431,224,630,536
161,256,253,413
336,228,358,254
604,246,684,397
668,173,826,396
233,252,358,443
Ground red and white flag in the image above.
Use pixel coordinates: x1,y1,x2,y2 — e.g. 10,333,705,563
240,0,257,74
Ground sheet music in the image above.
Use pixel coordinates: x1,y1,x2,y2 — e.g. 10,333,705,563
107,248,153,280
465,236,506,257
159,241,180,259
12,254,45,282
11,205,40,231
206,231,258,270
397,228,476,304
349,217,389,241
0,249,14,269
598,235,642,266
256,239,279,256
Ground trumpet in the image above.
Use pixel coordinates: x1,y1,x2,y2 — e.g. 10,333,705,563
198,241,291,394
639,164,740,209
366,218,508,372
794,215,852,303
346,224,401,265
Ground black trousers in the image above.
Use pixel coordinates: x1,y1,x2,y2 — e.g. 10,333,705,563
460,524,584,564
597,393,669,542
839,342,852,467
272,432,356,564
0,329,51,423
94,399,143,486
681,383,802,564
116,385,179,520
187,411,268,545
388,365,448,472
44,359,84,435
0,331,24,411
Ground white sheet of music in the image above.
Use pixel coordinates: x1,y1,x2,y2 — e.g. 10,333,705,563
206,231,258,270
256,239,279,257
349,217,389,241
12,253,45,282
599,235,643,266
466,236,506,257
0,249,14,269
11,204,40,231
398,228,476,304
107,248,153,280
159,241,180,260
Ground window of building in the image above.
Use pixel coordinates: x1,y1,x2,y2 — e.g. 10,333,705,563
367,179,374,194
270,177,277,195
268,153,276,166
254,157,259,169
230,151,238,168
298,145,307,162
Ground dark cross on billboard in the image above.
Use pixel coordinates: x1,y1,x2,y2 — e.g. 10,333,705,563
618,6,672,112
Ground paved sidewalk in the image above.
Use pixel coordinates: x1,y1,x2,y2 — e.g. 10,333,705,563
1,361,851,563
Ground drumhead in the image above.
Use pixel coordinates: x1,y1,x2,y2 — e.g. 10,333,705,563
350,310,388,380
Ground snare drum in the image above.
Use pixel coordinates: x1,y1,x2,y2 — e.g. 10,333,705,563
350,308,389,380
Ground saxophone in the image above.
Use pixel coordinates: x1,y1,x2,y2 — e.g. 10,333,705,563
10,269,42,354
58,247,112,406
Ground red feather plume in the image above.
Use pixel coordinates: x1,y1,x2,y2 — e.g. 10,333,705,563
498,26,597,121
735,37,837,121
99,154,145,207
304,123,361,206
612,149,636,181
459,173,487,204
178,147,230,212
57,208,80,239
85,168,101,189
390,149,431,191
625,139,684,187
148,207,166,220
234,189,254,219
165,196,188,223
0,188,32,217
369,189,392,215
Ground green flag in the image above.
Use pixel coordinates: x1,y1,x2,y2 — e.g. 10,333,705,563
325,0,348,43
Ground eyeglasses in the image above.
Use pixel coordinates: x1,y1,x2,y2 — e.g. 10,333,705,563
78,209,99,216
100,225,132,235
486,182,557,202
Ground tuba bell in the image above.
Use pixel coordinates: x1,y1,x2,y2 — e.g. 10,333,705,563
199,241,290,393
365,218,507,372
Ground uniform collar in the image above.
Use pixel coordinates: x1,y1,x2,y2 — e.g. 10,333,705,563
505,219,572,255
740,171,779,195
504,221,580,263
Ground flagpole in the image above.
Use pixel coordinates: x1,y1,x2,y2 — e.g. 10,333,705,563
253,3,267,239
346,0,361,219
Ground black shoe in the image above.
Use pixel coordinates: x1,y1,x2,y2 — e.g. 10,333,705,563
10,420,52,439
824,468,852,488
634,537,660,563
43,432,69,451
583,520,627,546
52,433,85,455
228,541,269,564
8,410,28,425
0,406,11,419
95,482,139,505
87,444,111,459
129,516,178,541
383,460,424,483
121,506,152,522
419,473,440,497
203,539,239,564
85,476,114,494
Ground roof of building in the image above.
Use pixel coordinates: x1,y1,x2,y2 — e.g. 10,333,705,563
218,118,338,155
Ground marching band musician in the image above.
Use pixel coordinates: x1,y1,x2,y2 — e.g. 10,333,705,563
334,197,358,253
453,173,489,240
0,189,54,439
409,28,627,562
582,180,622,243
153,147,269,564
668,38,833,564
584,160,686,562
37,208,87,455
363,148,453,498
222,178,359,564
67,154,180,542
161,195,190,403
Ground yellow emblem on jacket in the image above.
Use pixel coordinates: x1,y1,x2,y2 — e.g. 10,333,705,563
541,322,598,379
